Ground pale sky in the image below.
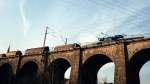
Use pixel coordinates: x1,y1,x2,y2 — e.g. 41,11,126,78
0,0,150,84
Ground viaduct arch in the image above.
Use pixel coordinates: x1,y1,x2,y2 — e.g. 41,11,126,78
81,54,113,84
0,63,14,84
16,61,39,84
128,48,150,84
48,58,71,84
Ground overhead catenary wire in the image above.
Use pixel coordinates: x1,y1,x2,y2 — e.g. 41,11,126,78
48,27,69,45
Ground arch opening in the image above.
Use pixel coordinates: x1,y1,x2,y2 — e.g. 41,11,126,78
97,62,115,84
0,64,14,84
128,48,150,84
16,61,38,84
64,67,71,79
139,61,150,84
64,67,71,84
81,54,113,84
49,58,71,84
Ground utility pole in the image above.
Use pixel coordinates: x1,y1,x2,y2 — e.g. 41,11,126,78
42,26,49,68
7,44,10,53
43,26,48,48
65,38,68,45
42,26,49,84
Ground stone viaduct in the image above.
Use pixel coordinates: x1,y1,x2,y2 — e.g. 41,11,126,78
0,37,150,84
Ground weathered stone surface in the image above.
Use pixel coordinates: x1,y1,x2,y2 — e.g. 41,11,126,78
0,38,150,84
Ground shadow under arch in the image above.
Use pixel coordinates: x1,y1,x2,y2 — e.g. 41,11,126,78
0,63,14,84
81,54,113,84
128,48,150,84
16,61,39,84
48,58,71,84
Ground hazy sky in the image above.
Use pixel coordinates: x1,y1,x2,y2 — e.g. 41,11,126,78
0,0,150,83
0,0,150,52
